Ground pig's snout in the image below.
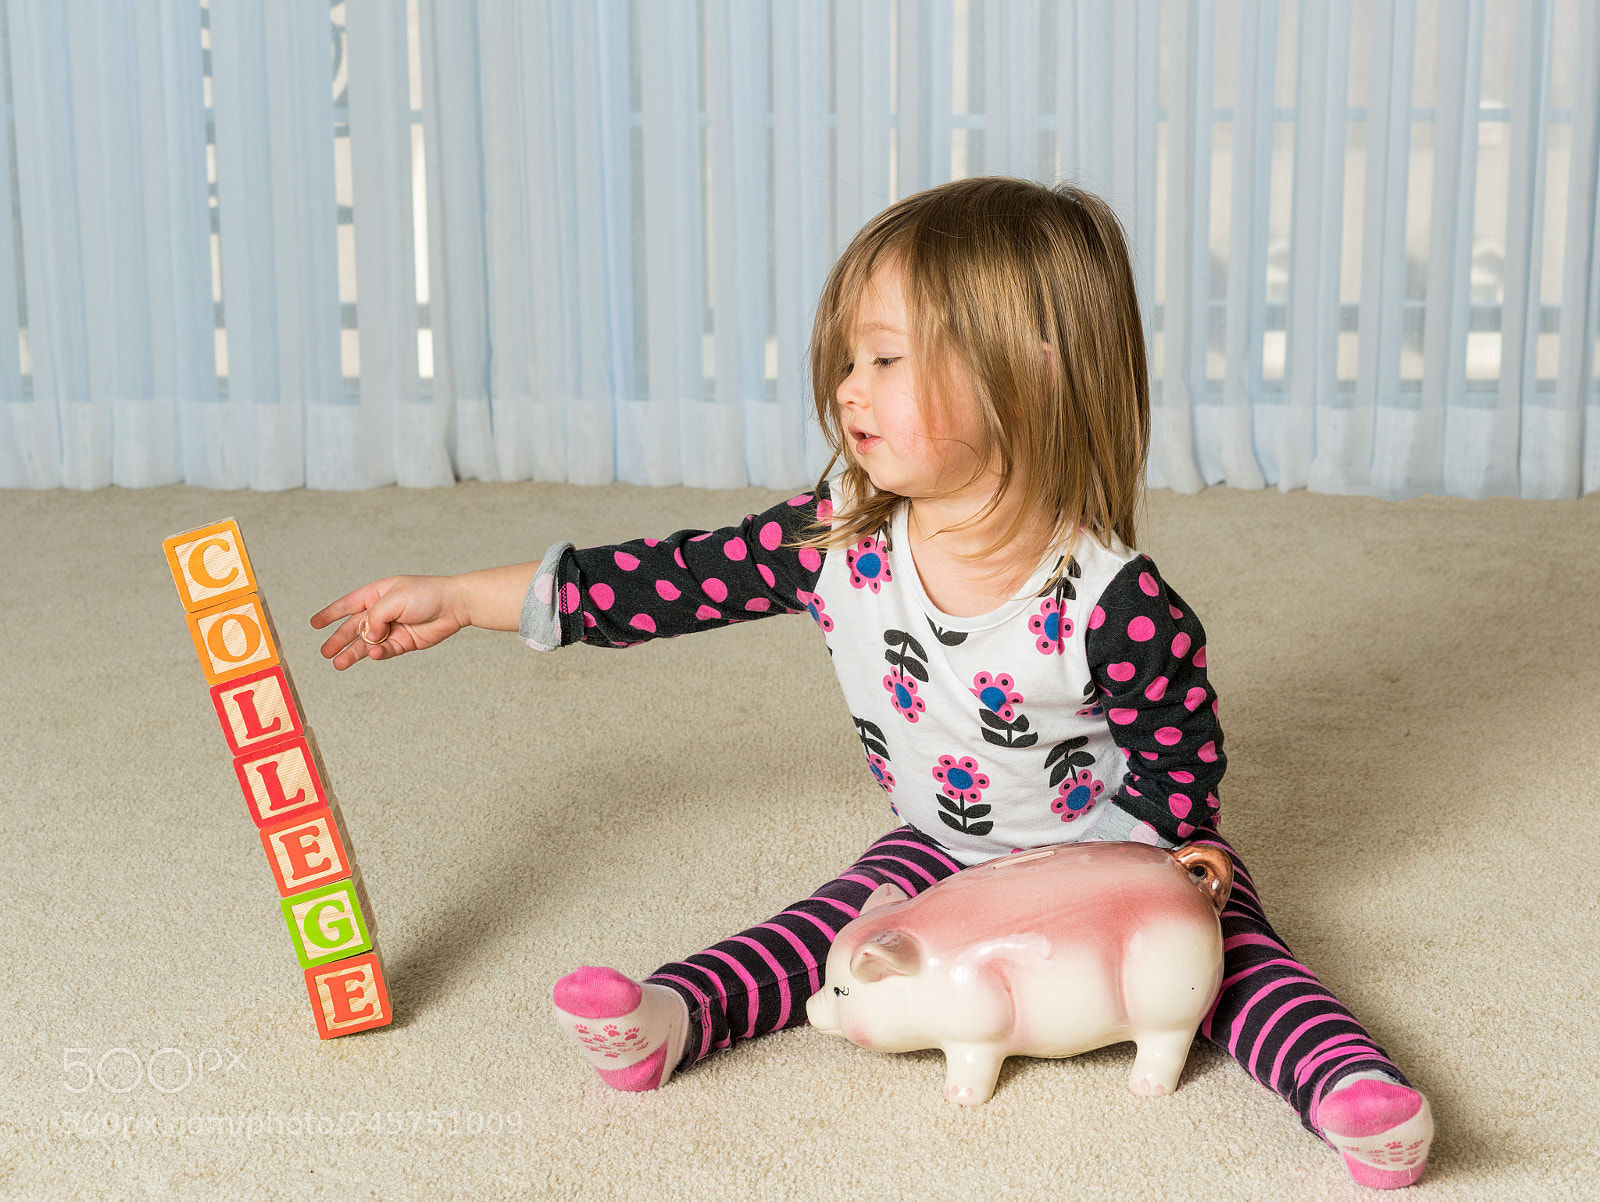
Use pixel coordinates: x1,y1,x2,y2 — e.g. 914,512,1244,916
806,985,841,1035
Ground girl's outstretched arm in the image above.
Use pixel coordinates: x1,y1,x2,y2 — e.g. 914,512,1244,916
1082,556,1225,845
521,484,832,651
311,563,541,670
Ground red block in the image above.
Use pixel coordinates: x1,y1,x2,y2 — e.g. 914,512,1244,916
260,806,352,897
305,949,393,1038
234,733,330,828
211,666,306,757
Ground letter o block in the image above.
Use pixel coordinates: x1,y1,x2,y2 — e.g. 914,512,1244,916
305,951,392,1038
163,520,259,612
282,880,373,969
186,595,280,686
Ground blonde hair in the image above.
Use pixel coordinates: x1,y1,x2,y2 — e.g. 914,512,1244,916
794,176,1149,589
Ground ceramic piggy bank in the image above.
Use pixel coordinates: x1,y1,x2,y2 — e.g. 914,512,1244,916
805,841,1232,1105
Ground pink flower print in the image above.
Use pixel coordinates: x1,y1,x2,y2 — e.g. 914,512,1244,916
796,589,834,633
866,752,895,794
1028,597,1072,655
883,669,926,722
932,755,989,805
846,536,892,593
970,672,1023,722
1051,768,1105,822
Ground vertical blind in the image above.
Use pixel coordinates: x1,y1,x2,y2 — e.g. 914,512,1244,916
0,0,1596,499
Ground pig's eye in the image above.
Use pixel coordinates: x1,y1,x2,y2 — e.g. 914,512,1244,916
833,986,849,997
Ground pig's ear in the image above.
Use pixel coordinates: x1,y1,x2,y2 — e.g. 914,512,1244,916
860,882,909,914
850,930,921,981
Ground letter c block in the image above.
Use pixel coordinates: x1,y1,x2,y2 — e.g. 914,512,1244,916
304,950,392,1038
235,735,329,828
260,807,351,897
163,520,258,612
282,880,373,969
186,594,280,686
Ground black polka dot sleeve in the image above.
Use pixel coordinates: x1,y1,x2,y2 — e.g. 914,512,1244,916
1083,556,1226,843
549,482,833,648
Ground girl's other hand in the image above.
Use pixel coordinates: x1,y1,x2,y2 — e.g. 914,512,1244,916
310,575,470,670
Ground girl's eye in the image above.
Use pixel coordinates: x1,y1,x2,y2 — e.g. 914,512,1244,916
841,357,899,376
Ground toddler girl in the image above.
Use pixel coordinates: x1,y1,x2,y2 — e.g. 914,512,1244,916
313,177,1433,1190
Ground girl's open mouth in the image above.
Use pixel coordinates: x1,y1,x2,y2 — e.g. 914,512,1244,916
853,432,881,452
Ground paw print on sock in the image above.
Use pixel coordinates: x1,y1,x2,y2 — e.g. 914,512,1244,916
572,1024,645,1058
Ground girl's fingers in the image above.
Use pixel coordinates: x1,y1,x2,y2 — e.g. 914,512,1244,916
320,612,381,670
310,579,396,631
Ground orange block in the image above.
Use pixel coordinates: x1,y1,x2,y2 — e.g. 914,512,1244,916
163,520,259,613
305,949,393,1038
185,593,281,686
260,806,352,897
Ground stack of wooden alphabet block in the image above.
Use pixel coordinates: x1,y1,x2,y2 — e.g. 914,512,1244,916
163,520,393,1039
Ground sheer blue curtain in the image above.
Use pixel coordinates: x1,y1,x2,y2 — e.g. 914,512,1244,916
1,0,1598,498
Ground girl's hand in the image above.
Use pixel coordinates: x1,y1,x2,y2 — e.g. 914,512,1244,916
311,575,471,670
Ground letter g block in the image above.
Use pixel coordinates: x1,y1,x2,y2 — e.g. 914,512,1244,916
281,880,373,969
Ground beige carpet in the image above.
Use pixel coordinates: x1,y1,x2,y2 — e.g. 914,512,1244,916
2,479,1597,1201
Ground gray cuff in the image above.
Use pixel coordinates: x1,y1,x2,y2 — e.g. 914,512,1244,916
519,541,574,651
1082,796,1180,848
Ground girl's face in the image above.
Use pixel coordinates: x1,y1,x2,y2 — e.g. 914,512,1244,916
836,263,990,501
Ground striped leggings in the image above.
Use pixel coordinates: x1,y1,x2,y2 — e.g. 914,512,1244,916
645,825,1407,1135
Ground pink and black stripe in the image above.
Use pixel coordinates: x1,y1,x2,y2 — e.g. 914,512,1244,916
645,826,962,1064
648,824,1405,1135
1192,831,1408,1133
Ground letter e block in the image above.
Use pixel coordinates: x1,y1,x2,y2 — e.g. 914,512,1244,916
282,880,373,969
163,520,258,612
260,807,351,897
236,735,329,828
304,949,392,1038
211,666,306,756
186,594,280,686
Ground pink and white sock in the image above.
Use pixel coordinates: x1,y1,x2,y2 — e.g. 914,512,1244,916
1315,1071,1433,1189
551,966,690,1092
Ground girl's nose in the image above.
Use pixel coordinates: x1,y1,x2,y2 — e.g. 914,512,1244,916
837,364,867,408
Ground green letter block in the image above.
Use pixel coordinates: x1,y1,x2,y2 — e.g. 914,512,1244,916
281,880,373,969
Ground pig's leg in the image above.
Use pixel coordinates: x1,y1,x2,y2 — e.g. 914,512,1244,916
1127,1028,1197,1097
942,1044,1006,1105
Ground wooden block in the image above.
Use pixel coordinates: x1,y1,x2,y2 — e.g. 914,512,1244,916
211,666,306,757
163,520,258,612
260,806,352,897
186,593,280,686
281,879,373,969
235,734,330,828
304,947,392,1038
